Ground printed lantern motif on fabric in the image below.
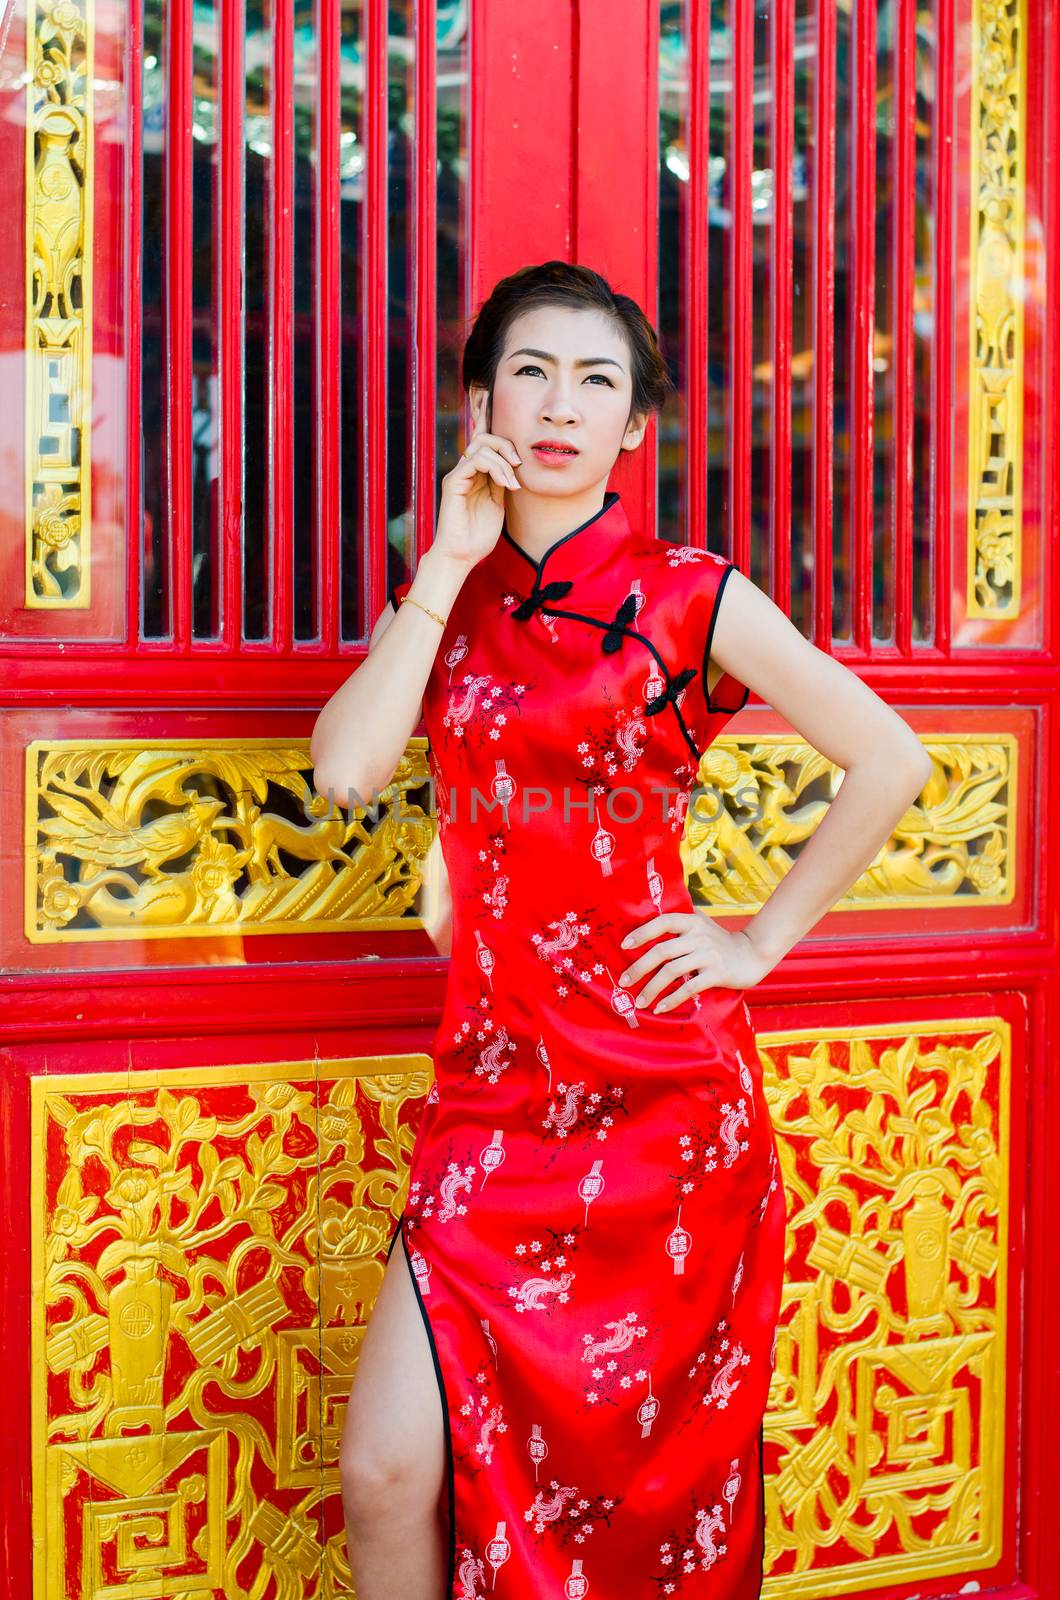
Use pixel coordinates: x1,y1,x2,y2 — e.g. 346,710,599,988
385,491,785,1599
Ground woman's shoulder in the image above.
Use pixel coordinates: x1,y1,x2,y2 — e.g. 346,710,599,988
622,536,735,610
624,532,732,573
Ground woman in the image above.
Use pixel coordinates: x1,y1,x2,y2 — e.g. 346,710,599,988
311,261,931,1600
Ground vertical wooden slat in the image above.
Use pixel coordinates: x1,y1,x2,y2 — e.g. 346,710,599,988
271,0,294,650
893,0,917,653
364,0,388,632
219,0,245,650
687,0,710,552
851,0,877,652
812,0,836,648
317,0,340,649
413,0,438,564
573,1,656,533
128,0,144,640
772,0,794,613
730,0,754,573
166,0,193,648
471,1,574,517
933,0,953,654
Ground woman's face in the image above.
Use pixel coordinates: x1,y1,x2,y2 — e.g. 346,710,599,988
472,303,648,492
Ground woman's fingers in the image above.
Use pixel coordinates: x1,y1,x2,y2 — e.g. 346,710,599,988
465,428,522,470
460,445,519,490
617,932,695,988
637,951,709,1009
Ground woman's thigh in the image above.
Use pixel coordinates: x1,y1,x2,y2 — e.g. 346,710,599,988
341,1228,447,1504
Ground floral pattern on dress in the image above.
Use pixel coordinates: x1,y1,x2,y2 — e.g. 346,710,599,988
668,1089,753,1206
529,904,628,1014
455,1356,510,1476
470,825,511,922
577,1309,653,1411
649,1486,733,1593
675,1315,753,1437
536,1079,629,1166
574,684,652,797
448,994,518,1090
403,1135,479,1234
443,671,532,746
664,544,729,571
524,1479,624,1547
483,1224,586,1314
454,1543,490,1600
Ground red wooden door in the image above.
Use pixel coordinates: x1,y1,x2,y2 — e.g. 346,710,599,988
0,2,1056,1597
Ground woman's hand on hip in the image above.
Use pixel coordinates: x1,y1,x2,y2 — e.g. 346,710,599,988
616,911,769,1012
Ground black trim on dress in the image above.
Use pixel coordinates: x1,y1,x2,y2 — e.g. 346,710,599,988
701,562,751,720
513,599,704,768
510,578,574,621
386,1216,458,1599
601,592,640,653
501,489,621,579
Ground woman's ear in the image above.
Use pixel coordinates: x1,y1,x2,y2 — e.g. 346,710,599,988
620,409,650,452
468,383,490,430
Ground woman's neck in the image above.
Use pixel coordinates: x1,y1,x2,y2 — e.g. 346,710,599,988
502,485,609,564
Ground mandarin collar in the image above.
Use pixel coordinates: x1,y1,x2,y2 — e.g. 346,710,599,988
493,490,630,588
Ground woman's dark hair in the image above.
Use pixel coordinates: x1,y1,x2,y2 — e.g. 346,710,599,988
462,261,677,428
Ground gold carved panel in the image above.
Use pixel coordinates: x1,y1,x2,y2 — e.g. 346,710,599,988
31,1054,430,1598
25,0,93,608
759,1017,1010,1594
967,0,1026,619
683,734,1016,913
24,729,1015,951
31,1019,1009,1595
26,737,434,942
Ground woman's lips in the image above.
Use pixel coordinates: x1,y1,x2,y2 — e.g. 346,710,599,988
531,444,579,465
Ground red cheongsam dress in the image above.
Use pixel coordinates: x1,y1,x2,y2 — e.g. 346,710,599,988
384,489,785,1600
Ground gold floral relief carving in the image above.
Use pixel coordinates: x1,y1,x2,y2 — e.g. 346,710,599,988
31,1021,1008,1595
968,0,1025,619
26,737,435,942
25,0,93,608
759,1017,1009,1594
683,735,1015,913
31,1055,431,1599
25,731,1012,949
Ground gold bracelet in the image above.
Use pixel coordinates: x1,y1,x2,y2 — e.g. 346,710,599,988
399,593,448,627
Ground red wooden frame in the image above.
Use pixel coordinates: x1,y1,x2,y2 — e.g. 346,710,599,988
0,3,1057,1596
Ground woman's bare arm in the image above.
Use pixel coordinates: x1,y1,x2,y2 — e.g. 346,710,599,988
707,569,934,969
419,826,453,957
309,548,474,808
310,416,523,809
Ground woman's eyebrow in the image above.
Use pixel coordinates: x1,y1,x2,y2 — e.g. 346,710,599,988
508,346,626,371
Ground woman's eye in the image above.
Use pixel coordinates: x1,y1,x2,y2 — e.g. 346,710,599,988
514,364,614,386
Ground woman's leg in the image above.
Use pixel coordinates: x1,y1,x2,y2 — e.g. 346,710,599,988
339,1230,449,1600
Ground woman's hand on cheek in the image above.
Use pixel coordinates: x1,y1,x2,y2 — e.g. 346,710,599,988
616,912,768,1011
